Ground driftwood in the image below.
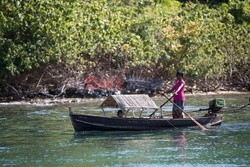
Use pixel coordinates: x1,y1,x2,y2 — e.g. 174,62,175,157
4,82,21,100
38,84,68,98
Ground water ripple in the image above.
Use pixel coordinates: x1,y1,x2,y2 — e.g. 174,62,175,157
27,110,52,115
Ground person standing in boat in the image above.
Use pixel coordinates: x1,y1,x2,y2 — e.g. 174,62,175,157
161,71,186,118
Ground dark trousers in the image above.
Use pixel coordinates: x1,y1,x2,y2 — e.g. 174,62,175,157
172,100,184,119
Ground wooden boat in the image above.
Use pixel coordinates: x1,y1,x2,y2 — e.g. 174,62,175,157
69,94,223,131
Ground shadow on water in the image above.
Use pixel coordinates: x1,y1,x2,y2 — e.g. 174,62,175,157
73,129,173,138
71,124,218,141
71,128,191,163
72,126,200,137
71,128,208,149
72,130,167,143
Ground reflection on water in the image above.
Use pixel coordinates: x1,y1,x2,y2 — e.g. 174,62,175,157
0,94,250,166
173,131,187,163
27,110,52,115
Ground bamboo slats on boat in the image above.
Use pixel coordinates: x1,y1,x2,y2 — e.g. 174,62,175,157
100,94,159,111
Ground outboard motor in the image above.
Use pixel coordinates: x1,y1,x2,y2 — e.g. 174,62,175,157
208,98,225,113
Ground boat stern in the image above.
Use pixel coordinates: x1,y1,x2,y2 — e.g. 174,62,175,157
206,114,223,126
69,107,73,115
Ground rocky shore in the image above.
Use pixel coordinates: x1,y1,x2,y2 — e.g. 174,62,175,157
1,71,249,106
0,91,249,107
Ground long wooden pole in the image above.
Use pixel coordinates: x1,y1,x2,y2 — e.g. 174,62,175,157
160,95,174,108
237,103,250,110
149,95,174,117
163,94,207,131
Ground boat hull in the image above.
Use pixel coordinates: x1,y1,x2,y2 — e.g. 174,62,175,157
70,113,222,131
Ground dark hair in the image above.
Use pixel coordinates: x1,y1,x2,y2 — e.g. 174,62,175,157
176,71,184,77
117,110,124,117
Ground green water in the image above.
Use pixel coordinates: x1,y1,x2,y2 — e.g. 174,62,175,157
0,94,250,166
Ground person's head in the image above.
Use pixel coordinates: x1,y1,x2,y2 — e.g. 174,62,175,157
176,71,184,79
117,110,124,117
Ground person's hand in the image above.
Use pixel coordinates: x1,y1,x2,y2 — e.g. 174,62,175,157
159,91,165,95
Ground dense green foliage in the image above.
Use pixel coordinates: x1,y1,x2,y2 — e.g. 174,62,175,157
0,0,249,79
